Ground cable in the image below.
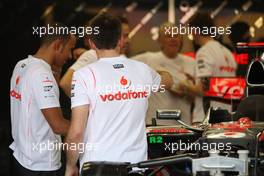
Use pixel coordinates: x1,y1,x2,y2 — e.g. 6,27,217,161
130,154,196,168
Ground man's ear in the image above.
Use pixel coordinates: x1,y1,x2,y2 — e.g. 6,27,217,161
53,39,63,52
84,37,90,48
118,36,124,49
88,39,97,50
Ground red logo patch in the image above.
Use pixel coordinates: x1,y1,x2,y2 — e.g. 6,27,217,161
15,76,20,85
120,76,128,86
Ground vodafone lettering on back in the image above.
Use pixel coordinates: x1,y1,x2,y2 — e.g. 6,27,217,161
99,76,149,102
100,90,148,102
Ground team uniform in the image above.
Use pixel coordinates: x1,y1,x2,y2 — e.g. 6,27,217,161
10,55,61,175
133,51,195,125
71,49,127,71
71,56,160,168
193,40,237,122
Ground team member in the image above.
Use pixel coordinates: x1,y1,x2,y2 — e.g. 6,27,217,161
60,15,131,97
228,21,250,52
133,22,196,125
64,14,171,176
228,21,250,76
10,24,75,176
187,13,237,122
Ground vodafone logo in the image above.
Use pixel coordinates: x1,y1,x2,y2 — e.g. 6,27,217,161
212,85,244,99
120,76,131,88
205,78,246,100
100,90,148,102
120,76,127,85
10,90,21,101
15,76,20,85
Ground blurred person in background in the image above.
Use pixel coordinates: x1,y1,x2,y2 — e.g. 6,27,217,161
228,21,250,77
133,22,196,125
228,21,250,51
185,12,237,122
60,15,131,97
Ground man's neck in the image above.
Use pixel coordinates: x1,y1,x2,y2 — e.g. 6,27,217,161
33,47,53,66
162,50,177,59
96,49,120,59
199,36,213,46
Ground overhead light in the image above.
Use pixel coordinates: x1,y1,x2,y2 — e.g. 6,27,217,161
254,16,263,29
188,34,193,40
179,0,190,13
128,2,163,39
126,2,138,13
249,26,255,38
41,3,56,20
180,1,203,24
242,0,253,11
210,0,228,19
150,27,159,41
75,2,86,12
234,9,239,15
261,52,264,62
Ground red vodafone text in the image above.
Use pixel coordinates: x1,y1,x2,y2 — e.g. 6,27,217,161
100,90,148,102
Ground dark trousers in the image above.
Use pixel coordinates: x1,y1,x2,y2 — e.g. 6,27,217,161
11,156,61,176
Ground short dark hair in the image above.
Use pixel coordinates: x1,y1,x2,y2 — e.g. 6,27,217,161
40,23,71,46
89,13,122,49
229,21,250,44
189,12,215,36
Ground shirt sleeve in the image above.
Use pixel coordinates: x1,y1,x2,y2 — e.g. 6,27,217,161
184,55,196,76
32,71,60,109
131,52,150,65
195,51,214,78
224,47,238,70
70,49,97,71
148,65,161,91
71,71,91,108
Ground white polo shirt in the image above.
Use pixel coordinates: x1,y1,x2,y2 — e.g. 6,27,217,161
10,55,61,171
193,40,237,122
70,49,97,71
132,51,195,125
71,56,160,167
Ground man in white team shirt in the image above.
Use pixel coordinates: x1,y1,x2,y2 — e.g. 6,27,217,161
65,14,171,176
133,22,196,125
10,24,75,176
60,15,131,97
187,12,237,122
